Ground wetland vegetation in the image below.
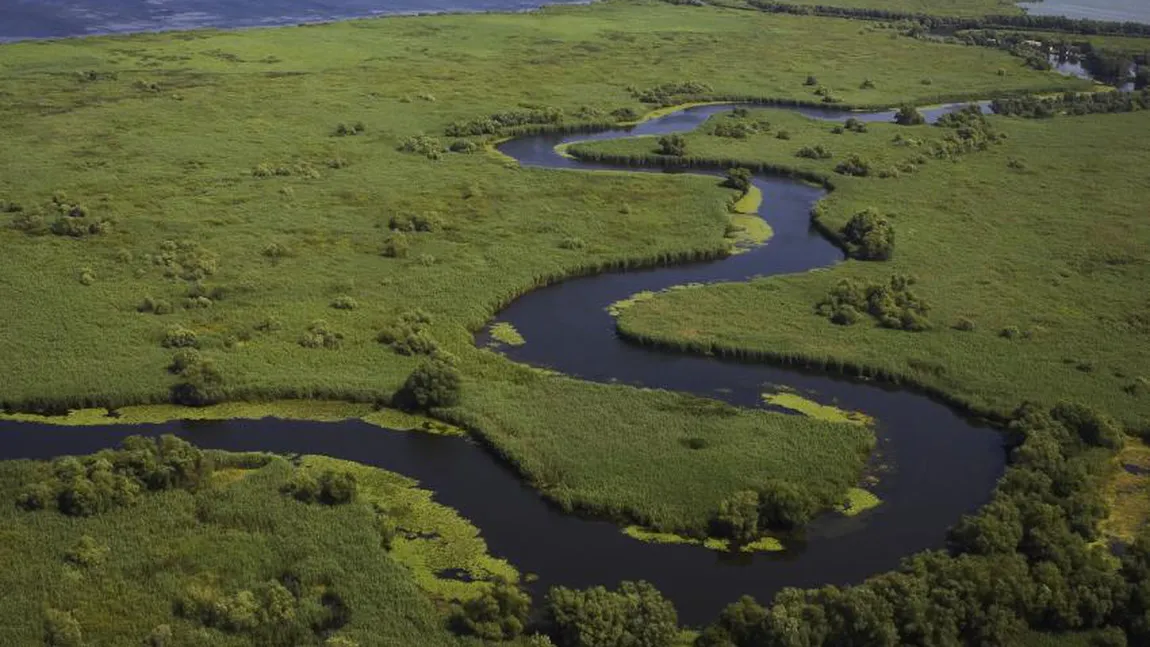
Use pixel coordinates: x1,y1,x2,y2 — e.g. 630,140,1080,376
1,0,1149,643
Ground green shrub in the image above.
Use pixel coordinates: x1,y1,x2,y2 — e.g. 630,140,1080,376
168,348,203,374
840,208,895,261
710,490,760,542
44,608,83,647
545,581,677,647
894,105,926,126
333,121,366,136
558,236,587,250
138,296,175,315
170,358,224,406
804,75,818,86
656,134,686,156
844,117,868,133
64,535,110,567
262,242,292,259
758,479,818,530
397,135,445,159
382,232,410,258
455,580,531,640
835,154,871,177
299,320,343,350
953,317,976,332
283,468,358,505
397,359,462,410
449,139,480,154
796,145,833,160
445,107,564,136
816,274,930,331
775,130,792,140
611,107,640,121
630,80,713,104
378,310,438,355
388,212,441,233
723,167,753,192
860,78,876,89
162,326,199,349
331,295,359,310
147,625,173,647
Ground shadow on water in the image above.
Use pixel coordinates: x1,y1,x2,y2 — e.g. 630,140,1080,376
0,103,1008,624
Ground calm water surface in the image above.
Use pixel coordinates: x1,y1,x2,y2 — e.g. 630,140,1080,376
0,0,587,41
1019,0,1150,24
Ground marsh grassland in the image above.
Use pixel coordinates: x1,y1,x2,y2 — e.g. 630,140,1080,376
3,0,1150,643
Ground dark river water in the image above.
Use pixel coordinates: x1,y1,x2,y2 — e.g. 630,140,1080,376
0,102,1008,624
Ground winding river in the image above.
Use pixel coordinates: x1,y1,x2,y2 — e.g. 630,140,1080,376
0,103,1007,624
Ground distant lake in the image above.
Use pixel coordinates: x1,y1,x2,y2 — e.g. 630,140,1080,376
0,0,586,42
1018,0,1150,24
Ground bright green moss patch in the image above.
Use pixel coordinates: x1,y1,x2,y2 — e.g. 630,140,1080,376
299,455,518,600
763,392,873,426
0,402,465,436
489,322,527,347
624,526,784,553
840,487,883,516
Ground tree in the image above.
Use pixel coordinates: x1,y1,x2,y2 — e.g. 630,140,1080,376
723,168,753,192
711,490,760,542
456,580,532,640
656,134,686,156
546,581,678,647
397,359,462,410
758,480,818,530
840,208,895,260
894,105,926,126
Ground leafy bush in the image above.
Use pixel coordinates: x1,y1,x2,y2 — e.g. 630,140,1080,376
449,139,480,154
844,117,868,133
377,310,438,356
388,211,441,233
330,295,358,310
630,81,713,104
44,609,83,647
710,490,760,542
333,121,366,136
758,479,819,530
283,468,358,505
397,135,446,160
299,320,343,350
655,134,686,156
162,326,199,349
396,359,462,411
139,295,175,315
723,167,753,192
262,242,292,259
611,107,640,121
445,107,564,136
840,208,895,260
176,576,348,646
775,129,791,140
65,535,110,567
545,581,678,647
860,78,876,89
834,153,871,177
816,274,930,331
894,105,926,126
804,75,818,86
382,232,409,258
796,145,833,160
455,580,531,640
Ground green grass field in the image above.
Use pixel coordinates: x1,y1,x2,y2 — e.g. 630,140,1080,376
0,445,508,646
0,0,1090,535
739,0,1024,16
595,106,1150,427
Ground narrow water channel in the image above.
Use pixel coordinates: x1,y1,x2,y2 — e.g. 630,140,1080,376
0,103,1007,624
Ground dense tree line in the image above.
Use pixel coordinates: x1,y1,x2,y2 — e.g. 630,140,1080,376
631,81,715,105
745,1,1150,37
993,89,1150,117
694,402,1142,646
17,435,213,516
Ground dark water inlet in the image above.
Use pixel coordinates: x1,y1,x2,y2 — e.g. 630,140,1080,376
0,103,1007,624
